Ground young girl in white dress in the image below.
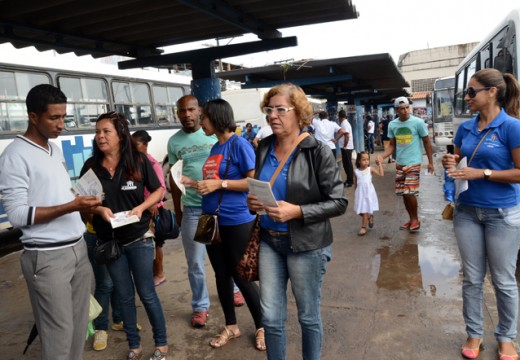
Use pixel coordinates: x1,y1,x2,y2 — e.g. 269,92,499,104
354,151,384,235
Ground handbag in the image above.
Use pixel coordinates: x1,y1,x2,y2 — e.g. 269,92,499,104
441,202,454,220
236,133,310,281
236,216,261,281
194,136,237,245
94,239,121,265
193,214,220,245
441,128,491,220
154,206,180,242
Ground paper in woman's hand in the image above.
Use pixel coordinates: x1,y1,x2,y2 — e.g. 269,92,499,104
171,160,185,195
455,156,468,198
71,169,103,197
109,211,140,228
247,178,278,215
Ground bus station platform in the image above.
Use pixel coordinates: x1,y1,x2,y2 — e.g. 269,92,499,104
0,149,511,360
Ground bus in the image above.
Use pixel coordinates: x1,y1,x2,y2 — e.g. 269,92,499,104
431,76,455,150
453,8,519,136
0,47,192,230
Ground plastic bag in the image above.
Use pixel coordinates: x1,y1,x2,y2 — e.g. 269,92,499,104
89,294,102,321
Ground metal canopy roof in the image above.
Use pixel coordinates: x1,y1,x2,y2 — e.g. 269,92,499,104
217,53,410,106
0,0,358,59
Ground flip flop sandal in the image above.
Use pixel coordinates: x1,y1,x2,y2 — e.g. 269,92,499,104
127,349,143,360
150,349,168,360
209,326,241,348
255,328,266,351
409,221,421,231
358,226,367,236
399,222,411,230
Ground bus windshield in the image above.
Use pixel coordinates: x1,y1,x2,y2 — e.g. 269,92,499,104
432,77,455,147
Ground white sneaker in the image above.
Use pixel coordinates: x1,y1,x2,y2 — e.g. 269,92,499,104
93,330,108,351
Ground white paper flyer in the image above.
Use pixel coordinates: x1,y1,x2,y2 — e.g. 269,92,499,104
71,169,103,197
171,160,185,195
109,211,140,229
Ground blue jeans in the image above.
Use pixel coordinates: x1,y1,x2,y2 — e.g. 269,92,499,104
107,238,167,349
454,203,520,342
181,206,210,312
259,230,331,360
368,133,374,153
84,232,121,330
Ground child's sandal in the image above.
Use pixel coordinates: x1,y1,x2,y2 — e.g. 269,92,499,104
358,226,367,236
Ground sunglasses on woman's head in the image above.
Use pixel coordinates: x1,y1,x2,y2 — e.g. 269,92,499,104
464,87,492,98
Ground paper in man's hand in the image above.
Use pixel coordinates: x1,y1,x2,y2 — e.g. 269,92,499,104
71,169,103,197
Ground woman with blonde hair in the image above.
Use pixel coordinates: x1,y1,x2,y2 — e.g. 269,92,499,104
247,84,347,359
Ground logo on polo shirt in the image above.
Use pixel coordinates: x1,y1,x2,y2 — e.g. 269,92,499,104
121,181,137,191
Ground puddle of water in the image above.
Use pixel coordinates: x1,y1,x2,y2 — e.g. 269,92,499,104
372,241,461,299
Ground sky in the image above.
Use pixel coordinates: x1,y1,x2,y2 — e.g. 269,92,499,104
162,0,520,67
1,0,519,69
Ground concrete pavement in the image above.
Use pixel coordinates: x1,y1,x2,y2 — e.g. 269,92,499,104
0,149,511,360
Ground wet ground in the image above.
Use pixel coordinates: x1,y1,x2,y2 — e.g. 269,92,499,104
0,148,513,359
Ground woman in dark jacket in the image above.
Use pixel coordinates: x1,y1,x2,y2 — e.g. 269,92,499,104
247,84,348,360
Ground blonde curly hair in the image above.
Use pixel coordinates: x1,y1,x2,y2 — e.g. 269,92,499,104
260,83,314,129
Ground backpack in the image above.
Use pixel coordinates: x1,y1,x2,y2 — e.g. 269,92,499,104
154,207,180,242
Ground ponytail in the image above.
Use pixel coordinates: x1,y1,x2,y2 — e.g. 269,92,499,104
503,73,520,119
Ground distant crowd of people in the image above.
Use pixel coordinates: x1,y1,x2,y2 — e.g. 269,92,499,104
1,68,520,360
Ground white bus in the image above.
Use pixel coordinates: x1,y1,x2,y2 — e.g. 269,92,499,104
431,76,455,149
0,48,191,230
453,8,519,136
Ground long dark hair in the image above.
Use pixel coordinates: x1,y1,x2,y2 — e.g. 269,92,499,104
472,68,520,118
90,111,142,181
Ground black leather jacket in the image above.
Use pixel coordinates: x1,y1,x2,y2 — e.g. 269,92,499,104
255,133,348,252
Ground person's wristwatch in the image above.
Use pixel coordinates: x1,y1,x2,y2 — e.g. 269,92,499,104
221,180,228,189
483,169,492,180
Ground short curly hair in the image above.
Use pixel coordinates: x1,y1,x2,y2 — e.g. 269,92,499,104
260,83,313,129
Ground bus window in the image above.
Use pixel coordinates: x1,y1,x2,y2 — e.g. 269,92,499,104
454,71,465,116
464,60,477,115
481,45,491,69
492,25,514,74
113,81,152,126
58,76,109,128
153,85,184,125
0,70,50,132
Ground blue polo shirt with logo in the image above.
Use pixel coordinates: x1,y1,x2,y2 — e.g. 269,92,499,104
454,108,520,208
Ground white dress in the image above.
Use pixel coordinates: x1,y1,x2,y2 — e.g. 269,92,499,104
354,167,379,214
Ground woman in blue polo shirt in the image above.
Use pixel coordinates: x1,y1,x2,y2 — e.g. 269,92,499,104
443,68,520,360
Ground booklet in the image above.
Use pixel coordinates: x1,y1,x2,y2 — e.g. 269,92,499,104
71,168,103,197
247,178,278,215
109,211,140,229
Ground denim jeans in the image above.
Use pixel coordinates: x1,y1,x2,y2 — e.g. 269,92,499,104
84,232,121,330
259,230,331,360
107,238,167,349
367,133,374,153
181,206,210,312
454,203,520,342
